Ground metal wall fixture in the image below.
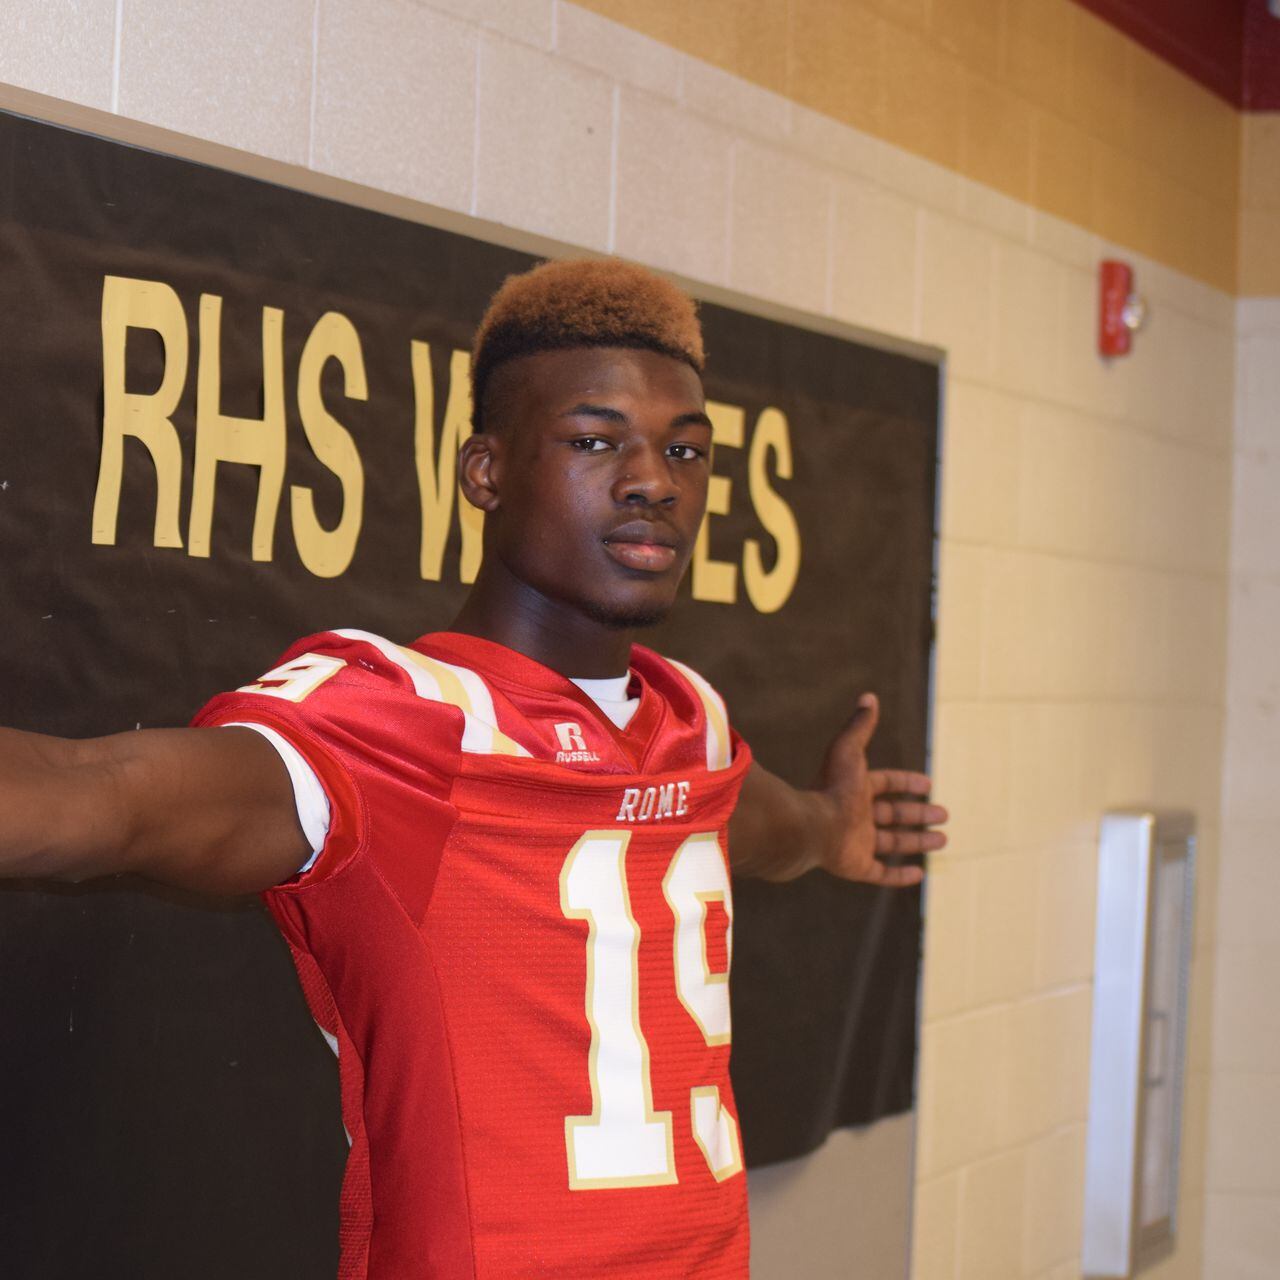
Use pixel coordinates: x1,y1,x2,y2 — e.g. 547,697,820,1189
1082,810,1196,1278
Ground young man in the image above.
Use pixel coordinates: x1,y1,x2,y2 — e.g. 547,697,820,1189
0,259,946,1276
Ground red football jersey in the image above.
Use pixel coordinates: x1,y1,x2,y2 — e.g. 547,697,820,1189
195,630,753,1278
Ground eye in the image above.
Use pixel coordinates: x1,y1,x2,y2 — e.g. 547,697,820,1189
569,436,613,452
666,443,706,461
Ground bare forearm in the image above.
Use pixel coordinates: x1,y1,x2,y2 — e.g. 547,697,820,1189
728,762,835,881
0,725,308,894
0,727,130,880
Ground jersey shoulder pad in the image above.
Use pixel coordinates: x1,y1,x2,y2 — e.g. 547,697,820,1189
233,628,532,759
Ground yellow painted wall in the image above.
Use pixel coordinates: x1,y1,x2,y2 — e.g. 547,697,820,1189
1240,113,1280,296
578,0,1244,293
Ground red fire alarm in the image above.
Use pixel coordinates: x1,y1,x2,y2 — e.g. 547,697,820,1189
1099,260,1147,357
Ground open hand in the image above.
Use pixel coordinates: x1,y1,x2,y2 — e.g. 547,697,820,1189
816,693,948,888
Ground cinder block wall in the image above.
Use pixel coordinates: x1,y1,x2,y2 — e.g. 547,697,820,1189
1209,100,1280,1271
0,3,1250,1278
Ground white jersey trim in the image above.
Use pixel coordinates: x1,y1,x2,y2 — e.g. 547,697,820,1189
223,721,331,873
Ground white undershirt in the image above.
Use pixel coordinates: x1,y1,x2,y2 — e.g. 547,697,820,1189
568,675,638,730
227,677,640,876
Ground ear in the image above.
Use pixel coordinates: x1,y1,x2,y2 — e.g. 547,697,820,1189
459,432,502,513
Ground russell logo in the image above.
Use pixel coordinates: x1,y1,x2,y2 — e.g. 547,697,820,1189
554,721,600,764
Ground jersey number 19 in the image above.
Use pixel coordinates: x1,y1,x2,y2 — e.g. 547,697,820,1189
560,830,743,1191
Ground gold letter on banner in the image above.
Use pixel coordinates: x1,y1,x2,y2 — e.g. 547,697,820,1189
690,400,743,605
743,407,801,614
413,343,483,583
188,295,286,560
92,276,188,548
290,312,367,578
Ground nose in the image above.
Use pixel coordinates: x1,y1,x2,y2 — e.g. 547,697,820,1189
612,442,678,506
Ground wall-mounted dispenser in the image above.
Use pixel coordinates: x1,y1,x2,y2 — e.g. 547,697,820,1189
1082,810,1196,1278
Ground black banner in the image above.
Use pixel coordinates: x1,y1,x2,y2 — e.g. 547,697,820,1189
0,110,937,1277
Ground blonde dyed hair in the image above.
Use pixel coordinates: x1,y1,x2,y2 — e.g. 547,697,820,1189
471,258,705,427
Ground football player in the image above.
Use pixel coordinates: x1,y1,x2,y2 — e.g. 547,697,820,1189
0,258,947,1277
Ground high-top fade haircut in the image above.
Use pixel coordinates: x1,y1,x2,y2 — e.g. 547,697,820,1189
470,257,706,431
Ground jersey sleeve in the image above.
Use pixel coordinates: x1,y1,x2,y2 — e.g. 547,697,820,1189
192,631,464,917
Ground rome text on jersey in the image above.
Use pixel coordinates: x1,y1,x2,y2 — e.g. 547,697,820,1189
616,781,692,823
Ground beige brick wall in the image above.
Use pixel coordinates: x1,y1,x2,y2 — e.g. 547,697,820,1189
0,2,1245,1277
1207,296,1280,1279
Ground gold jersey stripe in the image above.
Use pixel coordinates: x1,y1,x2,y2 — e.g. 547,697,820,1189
668,659,732,771
328,629,531,758
397,646,531,758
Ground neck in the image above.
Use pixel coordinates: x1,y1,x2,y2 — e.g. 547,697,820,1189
450,559,635,678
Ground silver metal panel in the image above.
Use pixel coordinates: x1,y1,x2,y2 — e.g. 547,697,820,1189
1082,811,1195,1279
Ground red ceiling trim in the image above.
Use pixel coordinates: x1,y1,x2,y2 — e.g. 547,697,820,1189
1070,0,1280,111
1244,0,1280,109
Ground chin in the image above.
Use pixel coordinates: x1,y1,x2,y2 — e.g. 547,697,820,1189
581,596,673,631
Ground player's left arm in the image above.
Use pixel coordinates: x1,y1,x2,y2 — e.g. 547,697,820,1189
728,693,947,886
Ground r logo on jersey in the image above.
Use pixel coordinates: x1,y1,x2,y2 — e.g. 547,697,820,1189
554,722,601,764
555,722,588,752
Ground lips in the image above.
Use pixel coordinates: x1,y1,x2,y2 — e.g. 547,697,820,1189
603,520,682,573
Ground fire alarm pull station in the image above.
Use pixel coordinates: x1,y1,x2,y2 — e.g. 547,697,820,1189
1099,260,1147,357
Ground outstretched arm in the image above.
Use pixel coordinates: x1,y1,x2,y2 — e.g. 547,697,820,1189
0,725,309,895
728,694,947,886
